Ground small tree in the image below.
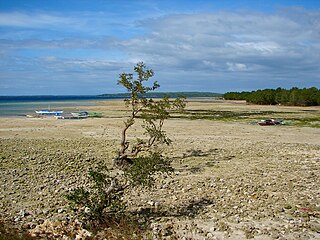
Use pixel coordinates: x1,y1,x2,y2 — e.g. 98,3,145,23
115,62,185,169
67,62,185,221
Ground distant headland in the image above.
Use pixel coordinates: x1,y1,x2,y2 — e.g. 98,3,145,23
99,92,223,98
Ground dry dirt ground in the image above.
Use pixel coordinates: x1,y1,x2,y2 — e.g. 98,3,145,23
0,99,319,239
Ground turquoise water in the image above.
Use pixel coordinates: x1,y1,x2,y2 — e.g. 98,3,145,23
0,96,117,117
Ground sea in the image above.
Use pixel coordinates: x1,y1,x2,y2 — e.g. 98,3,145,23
0,95,121,117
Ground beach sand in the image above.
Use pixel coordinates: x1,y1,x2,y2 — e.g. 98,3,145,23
0,99,319,239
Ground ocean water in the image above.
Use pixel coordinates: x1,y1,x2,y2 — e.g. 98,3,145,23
0,95,119,117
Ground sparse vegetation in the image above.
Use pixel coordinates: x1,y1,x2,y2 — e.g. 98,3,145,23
66,62,185,226
172,109,320,127
65,167,125,222
1,77,319,238
1,97,319,239
115,62,185,167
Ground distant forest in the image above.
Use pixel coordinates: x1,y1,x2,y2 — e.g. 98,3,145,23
224,87,320,106
100,92,222,98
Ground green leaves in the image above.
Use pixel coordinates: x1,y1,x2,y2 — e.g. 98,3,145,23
118,62,158,97
65,187,89,206
125,152,173,187
117,73,133,91
115,62,186,190
66,168,125,221
117,62,186,164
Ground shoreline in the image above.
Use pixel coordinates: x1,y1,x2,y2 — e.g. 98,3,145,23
1,96,319,117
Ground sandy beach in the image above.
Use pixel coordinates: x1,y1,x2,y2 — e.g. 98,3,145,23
0,99,319,239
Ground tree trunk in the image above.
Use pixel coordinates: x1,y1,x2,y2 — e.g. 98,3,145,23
113,155,133,168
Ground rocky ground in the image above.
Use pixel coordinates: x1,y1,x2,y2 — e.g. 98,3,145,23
0,100,319,239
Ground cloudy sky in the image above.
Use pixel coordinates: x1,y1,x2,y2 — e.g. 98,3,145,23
1,0,320,95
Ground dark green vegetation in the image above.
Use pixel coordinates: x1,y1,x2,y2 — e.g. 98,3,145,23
100,91,222,98
66,168,125,222
224,87,320,106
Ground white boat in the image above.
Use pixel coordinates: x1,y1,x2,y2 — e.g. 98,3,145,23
71,111,88,117
35,110,63,115
35,104,63,115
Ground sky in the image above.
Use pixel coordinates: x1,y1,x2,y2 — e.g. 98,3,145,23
0,0,320,95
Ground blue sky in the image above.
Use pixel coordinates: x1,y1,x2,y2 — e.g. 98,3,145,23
0,0,320,95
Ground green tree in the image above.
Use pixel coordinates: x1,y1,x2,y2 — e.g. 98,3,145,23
224,87,320,106
67,62,186,221
115,62,186,169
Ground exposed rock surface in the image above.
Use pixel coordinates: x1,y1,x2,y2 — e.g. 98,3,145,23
0,100,319,239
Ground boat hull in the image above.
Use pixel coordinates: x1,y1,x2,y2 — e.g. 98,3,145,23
35,110,63,115
258,119,283,126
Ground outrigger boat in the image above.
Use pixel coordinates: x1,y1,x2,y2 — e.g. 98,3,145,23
35,104,63,115
35,110,63,115
71,111,88,117
56,111,88,119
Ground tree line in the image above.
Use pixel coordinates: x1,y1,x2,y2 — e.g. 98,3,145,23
224,87,320,106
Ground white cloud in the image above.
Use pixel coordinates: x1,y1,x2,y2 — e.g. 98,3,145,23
225,41,281,55
42,56,57,62
226,62,248,71
0,11,137,39
121,9,320,78
0,12,73,28
1,7,319,94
